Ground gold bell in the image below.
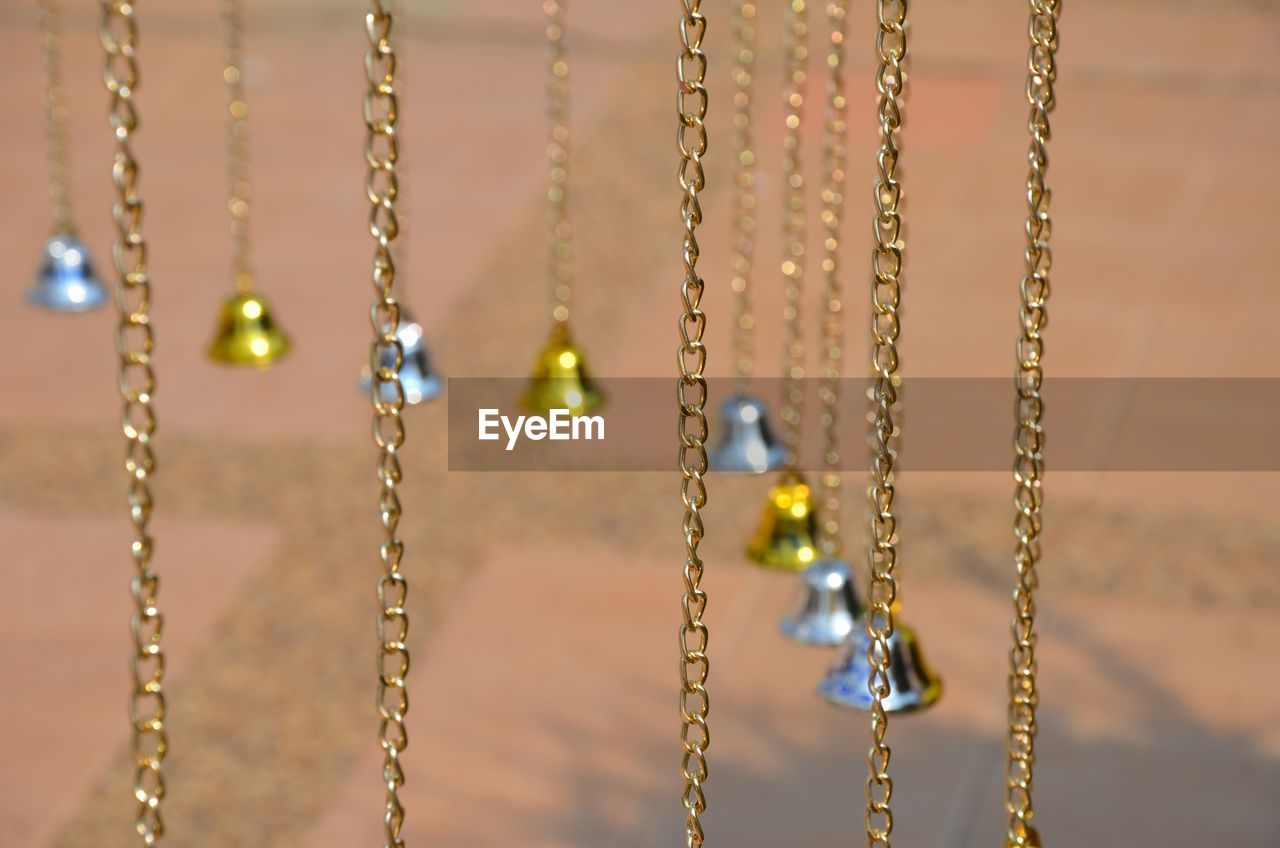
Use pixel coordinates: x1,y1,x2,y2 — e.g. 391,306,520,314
207,292,291,367
744,470,820,572
521,323,602,416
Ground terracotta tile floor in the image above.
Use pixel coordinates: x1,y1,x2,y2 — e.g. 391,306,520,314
0,0,1277,845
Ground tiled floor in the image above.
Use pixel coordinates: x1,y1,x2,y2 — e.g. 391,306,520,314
0,0,1277,845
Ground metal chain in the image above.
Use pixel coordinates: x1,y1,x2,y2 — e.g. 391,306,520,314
1005,3,1060,846
364,4,410,846
863,1,907,845
99,2,167,844
223,0,255,294
41,0,74,234
728,0,757,389
545,0,573,325
816,0,850,558
777,0,809,462
675,3,710,846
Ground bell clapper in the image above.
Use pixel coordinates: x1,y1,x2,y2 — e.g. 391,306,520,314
744,0,820,571
522,1,603,417
27,0,109,313
708,0,786,473
206,0,292,367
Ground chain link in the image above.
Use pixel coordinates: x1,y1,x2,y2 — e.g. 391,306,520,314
863,1,908,845
778,0,809,461
545,0,573,325
99,2,167,844
41,0,74,234
676,3,710,845
364,4,410,846
1005,3,1060,846
223,0,255,293
816,0,850,558
728,0,757,389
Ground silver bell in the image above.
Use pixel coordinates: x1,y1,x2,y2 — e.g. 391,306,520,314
709,393,788,473
359,308,443,405
778,556,863,646
26,233,108,312
817,617,943,714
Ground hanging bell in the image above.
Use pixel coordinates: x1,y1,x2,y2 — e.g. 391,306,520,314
778,556,863,646
207,291,291,367
817,614,943,713
358,308,442,405
26,233,109,312
521,323,602,416
708,393,788,473
744,470,820,571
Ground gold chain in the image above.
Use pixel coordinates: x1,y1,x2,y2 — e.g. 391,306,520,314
364,5,411,846
676,3,710,846
816,0,850,558
223,0,254,294
778,0,809,460
1005,2,1060,846
545,0,573,325
100,2,167,844
40,0,74,234
863,1,907,845
729,0,757,388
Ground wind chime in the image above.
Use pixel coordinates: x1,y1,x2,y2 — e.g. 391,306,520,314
83,1,1062,845
707,0,786,474
743,0,822,572
776,0,862,650
206,0,292,367
27,0,108,312
807,0,941,714
756,0,941,715
522,0,602,417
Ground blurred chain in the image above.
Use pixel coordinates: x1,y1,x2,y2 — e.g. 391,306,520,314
675,3,710,846
545,0,573,324
728,0,757,389
41,0,74,233
364,4,410,847
1005,3,1061,847
100,2,167,844
816,0,849,558
223,0,255,293
863,1,908,845
777,0,809,462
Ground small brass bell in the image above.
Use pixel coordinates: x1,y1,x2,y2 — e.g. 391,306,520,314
744,470,820,571
359,308,442,405
207,291,291,367
27,233,108,312
818,614,943,713
778,557,864,646
522,323,602,416
708,393,787,473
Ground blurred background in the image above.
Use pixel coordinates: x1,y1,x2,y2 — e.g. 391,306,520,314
2,0,1278,845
